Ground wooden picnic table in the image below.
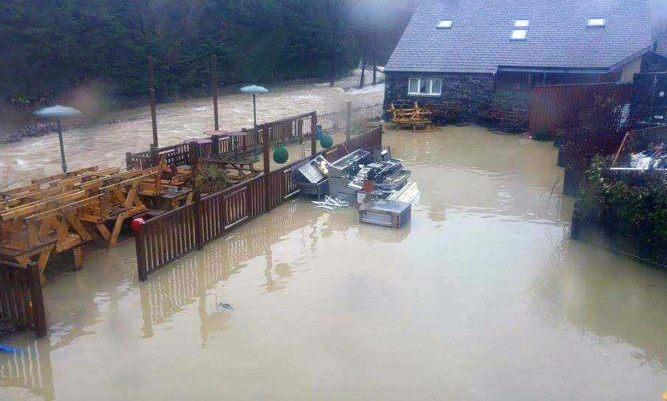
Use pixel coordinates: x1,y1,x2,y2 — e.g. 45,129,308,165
386,102,434,131
201,152,260,182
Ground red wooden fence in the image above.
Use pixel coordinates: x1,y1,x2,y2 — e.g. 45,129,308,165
529,83,633,135
136,126,383,280
0,261,47,337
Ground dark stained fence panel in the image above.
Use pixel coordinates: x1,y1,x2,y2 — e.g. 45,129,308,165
529,84,632,135
0,261,46,337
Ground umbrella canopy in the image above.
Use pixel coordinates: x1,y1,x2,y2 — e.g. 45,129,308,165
240,85,268,94
33,105,82,119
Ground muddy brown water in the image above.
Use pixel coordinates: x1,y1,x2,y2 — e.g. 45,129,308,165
0,81,384,187
1,126,666,400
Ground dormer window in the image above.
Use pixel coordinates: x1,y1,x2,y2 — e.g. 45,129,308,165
587,17,606,27
437,20,454,29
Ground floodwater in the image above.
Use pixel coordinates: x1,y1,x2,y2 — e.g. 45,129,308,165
0,79,384,186
1,126,666,400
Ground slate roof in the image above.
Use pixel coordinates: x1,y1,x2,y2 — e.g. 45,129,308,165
385,0,653,74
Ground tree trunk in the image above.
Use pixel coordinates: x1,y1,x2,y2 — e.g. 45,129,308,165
359,19,369,89
329,1,339,87
372,25,377,85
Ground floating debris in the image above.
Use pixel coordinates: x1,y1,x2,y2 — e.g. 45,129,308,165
217,303,234,312
312,196,350,211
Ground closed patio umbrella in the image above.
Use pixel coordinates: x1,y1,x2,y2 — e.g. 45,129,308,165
240,85,269,128
33,105,82,173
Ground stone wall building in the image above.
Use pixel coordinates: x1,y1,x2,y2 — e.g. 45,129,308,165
384,0,665,119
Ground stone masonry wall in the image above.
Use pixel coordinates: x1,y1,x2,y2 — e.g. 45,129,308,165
384,71,496,119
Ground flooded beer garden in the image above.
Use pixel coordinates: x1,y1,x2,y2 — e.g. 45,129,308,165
0,117,665,399
2,0,667,399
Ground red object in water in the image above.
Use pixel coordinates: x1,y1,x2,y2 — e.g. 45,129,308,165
131,218,145,233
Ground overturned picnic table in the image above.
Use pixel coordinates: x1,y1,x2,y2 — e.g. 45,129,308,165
0,165,166,283
386,102,434,131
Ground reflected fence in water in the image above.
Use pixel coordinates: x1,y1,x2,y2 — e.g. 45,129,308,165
139,200,328,341
0,340,54,400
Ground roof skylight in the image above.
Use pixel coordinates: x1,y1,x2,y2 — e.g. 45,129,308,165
437,20,454,29
511,29,528,40
514,19,530,28
587,17,606,27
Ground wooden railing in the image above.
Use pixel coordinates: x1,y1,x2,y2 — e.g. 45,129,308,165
135,126,382,280
0,261,47,337
127,112,316,170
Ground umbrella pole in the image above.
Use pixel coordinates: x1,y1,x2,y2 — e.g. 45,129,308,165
253,94,257,128
56,119,67,173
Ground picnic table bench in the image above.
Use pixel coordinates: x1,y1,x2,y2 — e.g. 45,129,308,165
386,102,434,131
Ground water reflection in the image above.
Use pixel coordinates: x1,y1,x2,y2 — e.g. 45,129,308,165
139,200,358,345
0,341,54,400
531,240,667,372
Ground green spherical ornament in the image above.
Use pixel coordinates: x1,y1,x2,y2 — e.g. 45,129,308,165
273,145,289,164
320,134,334,149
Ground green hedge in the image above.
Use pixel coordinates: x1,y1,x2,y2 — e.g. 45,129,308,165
579,156,667,261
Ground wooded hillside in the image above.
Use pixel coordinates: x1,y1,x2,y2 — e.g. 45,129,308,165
0,0,417,104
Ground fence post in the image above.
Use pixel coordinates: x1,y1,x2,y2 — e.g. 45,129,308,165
28,263,47,337
125,152,134,170
194,191,204,250
212,55,220,132
263,125,271,211
150,147,159,168
311,112,318,157
148,57,159,148
189,142,201,177
211,135,220,155
136,226,148,281
378,125,383,149
297,119,304,144
346,101,352,141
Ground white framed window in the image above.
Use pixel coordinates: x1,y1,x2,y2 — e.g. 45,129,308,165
511,29,528,40
514,19,530,28
587,17,606,27
408,78,442,96
437,20,454,29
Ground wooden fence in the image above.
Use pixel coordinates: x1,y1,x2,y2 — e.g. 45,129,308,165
0,261,47,337
135,126,383,280
319,102,383,134
529,83,633,135
127,112,316,169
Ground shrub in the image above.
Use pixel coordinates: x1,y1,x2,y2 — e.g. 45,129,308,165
579,156,667,260
194,165,229,194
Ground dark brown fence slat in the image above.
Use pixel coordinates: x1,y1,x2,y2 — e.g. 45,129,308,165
0,262,46,337
529,83,632,135
135,126,383,280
